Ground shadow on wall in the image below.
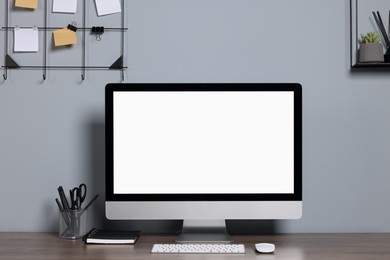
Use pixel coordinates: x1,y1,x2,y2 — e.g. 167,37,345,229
87,120,279,234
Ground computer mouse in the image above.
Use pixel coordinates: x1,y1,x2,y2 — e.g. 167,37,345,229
255,243,275,254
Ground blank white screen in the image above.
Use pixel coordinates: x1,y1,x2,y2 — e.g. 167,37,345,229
113,91,294,194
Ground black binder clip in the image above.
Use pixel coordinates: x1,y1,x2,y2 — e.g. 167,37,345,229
67,24,78,32
92,26,104,41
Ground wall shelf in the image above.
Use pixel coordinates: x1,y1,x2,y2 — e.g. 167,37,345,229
352,63,390,68
350,0,390,69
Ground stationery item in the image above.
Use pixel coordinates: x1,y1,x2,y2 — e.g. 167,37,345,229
83,228,140,244
56,184,98,211
84,194,99,210
53,27,77,47
69,183,87,210
55,198,64,210
15,0,38,9
56,198,72,237
14,27,39,52
95,0,121,16
92,26,104,41
53,0,78,14
57,186,71,210
55,184,98,240
59,209,87,239
67,24,78,32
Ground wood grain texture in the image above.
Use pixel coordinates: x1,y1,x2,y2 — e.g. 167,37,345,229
0,233,389,260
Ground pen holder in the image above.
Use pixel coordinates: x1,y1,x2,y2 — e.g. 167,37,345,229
58,209,87,239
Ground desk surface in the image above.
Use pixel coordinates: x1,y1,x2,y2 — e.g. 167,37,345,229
1,233,389,260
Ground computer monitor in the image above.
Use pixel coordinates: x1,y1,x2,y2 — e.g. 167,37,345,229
105,83,302,242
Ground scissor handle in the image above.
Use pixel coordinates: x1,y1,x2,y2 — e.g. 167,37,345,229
69,184,87,210
77,183,87,207
69,188,79,210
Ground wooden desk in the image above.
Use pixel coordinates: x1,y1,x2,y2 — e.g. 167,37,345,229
1,233,389,260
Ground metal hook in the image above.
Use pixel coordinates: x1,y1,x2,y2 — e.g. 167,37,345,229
81,74,85,81
3,74,7,80
43,74,46,80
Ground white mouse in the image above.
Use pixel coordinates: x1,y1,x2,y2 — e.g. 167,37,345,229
255,243,275,254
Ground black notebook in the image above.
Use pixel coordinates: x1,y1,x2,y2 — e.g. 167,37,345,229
83,228,140,244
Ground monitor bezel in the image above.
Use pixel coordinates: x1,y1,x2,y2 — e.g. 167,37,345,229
105,83,302,202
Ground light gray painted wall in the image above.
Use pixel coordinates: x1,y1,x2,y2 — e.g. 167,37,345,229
1,0,390,233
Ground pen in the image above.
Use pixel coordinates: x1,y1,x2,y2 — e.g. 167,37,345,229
77,194,99,222
55,198,63,210
84,194,99,210
58,186,70,210
56,198,72,235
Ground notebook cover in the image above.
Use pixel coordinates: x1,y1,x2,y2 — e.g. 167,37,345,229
83,228,140,244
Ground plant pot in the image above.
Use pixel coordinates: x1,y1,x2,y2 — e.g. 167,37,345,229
359,43,384,63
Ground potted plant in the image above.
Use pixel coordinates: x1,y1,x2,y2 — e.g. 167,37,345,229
359,32,384,63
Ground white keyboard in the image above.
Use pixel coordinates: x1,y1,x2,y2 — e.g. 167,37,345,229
151,243,246,254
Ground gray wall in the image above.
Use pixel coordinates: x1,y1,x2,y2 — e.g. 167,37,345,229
1,0,390,233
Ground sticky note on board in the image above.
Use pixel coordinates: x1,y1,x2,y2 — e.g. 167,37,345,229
53,28,77,47
95,0,121,16
53,0,78,14
15,0,38,9
14,27,39,52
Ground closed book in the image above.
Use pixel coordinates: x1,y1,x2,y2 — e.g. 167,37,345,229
83,228,140,244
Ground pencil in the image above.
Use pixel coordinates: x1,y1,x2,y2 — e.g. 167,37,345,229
84,194,99,210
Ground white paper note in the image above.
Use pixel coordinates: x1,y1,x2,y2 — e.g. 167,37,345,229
14,27,39,52
53,0,78,14
95,0,121,16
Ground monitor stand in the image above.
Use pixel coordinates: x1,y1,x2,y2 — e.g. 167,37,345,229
175,220,232,243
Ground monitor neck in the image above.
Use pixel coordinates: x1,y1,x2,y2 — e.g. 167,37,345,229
176,220,232,243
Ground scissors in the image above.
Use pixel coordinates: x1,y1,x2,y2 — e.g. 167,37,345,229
69,183,87,210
